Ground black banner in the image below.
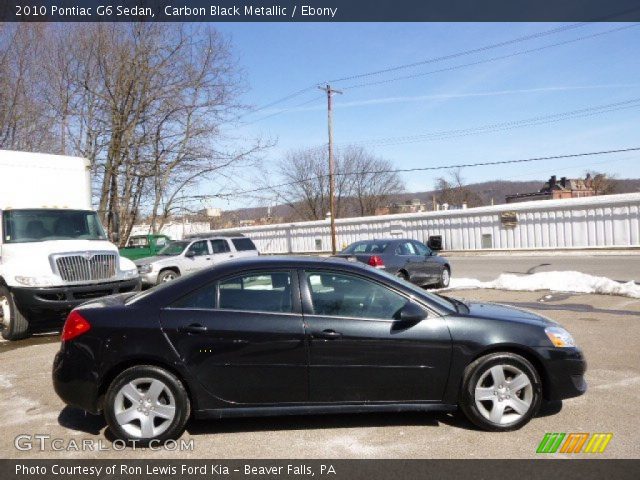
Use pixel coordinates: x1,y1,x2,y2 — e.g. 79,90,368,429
3,0,640,22
2,460,640,480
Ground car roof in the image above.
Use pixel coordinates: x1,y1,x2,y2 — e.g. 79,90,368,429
184,232,246,240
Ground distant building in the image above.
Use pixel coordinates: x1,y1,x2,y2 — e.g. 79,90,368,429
505,174,597,204
375,198,428,216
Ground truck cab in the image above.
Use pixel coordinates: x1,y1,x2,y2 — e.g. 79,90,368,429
119,234,172,261
0,150,140,340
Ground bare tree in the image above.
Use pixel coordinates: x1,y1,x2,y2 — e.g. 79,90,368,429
585,171,617,195
2,23,264,243
270,146,404,221
434,169,483,208
342,146,404,216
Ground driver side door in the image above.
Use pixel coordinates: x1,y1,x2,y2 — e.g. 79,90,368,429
183,240,212,273
301,269,452,403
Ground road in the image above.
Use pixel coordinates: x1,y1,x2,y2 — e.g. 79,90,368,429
1,288,638,459
443,253,640,282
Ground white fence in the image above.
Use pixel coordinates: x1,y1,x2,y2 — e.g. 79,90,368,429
172,193,640,253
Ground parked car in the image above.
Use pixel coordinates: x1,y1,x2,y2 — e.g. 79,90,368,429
134,234,258,286
335,238,451,288
53,256,586,444
119,234,172,261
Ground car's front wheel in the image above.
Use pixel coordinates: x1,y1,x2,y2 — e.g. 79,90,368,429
460,352,542,431
157,269,180,285
104,365,191,445
0,285,30,341
434,266,450,288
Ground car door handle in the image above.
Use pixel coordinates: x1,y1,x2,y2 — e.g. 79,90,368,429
180,324,208,334
315,329,342,340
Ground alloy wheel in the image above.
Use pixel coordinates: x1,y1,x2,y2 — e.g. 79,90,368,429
441,268,450,287
474,364,533,425
0,296,10,330
113,377,176,439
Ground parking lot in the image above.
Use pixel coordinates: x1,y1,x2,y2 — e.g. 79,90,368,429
1,285,638,459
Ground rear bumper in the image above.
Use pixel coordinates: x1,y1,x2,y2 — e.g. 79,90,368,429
12,278,141,322
533,346,587,401
53,344,101,413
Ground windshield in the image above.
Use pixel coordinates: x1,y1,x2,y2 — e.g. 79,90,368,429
2,209,107,244
158,241,189,256
373,267,457,312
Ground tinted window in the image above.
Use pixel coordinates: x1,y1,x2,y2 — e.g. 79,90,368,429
306,271,407,320
171,284,216,309
232,238,257,251
412,241,430,256
211,239,231,253
219,272,292,313
187,240,209,256
396,242,417,256
342,241,389,254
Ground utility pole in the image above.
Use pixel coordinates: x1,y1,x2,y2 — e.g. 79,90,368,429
319,84,342,254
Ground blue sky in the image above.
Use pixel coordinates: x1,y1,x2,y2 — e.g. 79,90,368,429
205,22,640,210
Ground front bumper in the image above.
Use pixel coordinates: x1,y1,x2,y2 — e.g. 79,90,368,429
12,278,141,322
139,271,159,286
533,346,587,401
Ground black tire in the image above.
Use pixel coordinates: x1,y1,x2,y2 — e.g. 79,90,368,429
157,269,180,285
459,352,542,431
434,266,451,288
104,365,191,445
0,285,31,341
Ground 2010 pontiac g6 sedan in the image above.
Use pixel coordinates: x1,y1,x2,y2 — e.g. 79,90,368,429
53,256,586,443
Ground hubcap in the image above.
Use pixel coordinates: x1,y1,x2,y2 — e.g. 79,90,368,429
474,364,533,425
113,377,176,439
0,296,10,330
162,273,176,282
441,269,450,286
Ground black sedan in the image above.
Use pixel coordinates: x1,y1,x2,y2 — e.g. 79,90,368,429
335,238,451,288
53,256,586,444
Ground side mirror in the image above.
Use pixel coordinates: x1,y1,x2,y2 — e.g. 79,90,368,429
396,302,427,324
185,250,196,258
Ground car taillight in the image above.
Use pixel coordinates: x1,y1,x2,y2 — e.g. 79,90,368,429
368,255,384,268
61,311,91,341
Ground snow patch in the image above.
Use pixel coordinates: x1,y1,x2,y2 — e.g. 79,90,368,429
442,271,640,299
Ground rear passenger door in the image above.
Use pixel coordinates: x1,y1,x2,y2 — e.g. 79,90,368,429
160,270,308,405
210,239,234,264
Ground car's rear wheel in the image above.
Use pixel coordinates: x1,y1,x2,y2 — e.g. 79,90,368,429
157,270,180,285
435,266,450,288
104,365,190,445
0,285,30,341
460,352,541,431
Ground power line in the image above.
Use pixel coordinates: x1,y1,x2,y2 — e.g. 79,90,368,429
342,97,640,147
329,23,589,83
241,22,616,120
243,95,324,125
340,24,640,90
186,147,640,199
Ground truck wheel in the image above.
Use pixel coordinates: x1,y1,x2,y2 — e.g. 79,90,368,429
157,270,180,285
0,285,31,341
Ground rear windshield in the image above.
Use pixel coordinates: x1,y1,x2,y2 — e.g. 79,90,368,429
342,241,389,254
232,238,257,251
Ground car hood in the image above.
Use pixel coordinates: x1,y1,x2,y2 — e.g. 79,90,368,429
463,301,557,328
134,255,175,266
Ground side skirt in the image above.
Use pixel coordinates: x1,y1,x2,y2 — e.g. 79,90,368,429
194,403,458,420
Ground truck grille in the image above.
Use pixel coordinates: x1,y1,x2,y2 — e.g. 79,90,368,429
55,253,117,283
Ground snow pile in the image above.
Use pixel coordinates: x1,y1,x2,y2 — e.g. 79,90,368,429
445,271,640,299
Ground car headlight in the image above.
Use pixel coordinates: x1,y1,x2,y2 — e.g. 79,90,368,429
137,264,152,274
14,275,58,287
545,326,576,348
122,267,140,279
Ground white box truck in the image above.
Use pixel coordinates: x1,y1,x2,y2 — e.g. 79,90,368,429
0,150,140,340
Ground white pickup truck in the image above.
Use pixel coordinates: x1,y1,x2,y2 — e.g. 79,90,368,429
0,150,140,340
